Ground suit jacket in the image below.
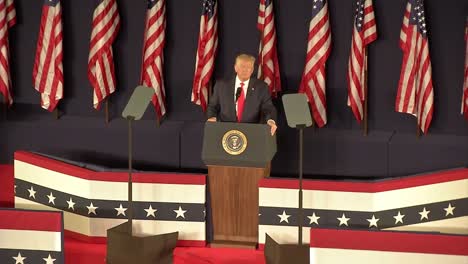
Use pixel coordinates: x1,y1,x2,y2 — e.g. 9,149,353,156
207,77,277,123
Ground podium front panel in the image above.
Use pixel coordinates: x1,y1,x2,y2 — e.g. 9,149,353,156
202,122,276,168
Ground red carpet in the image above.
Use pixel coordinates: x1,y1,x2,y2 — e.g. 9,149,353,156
65,236,265,264
0,164,265,264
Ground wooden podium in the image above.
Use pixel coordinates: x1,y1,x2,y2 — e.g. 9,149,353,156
202,122,276,248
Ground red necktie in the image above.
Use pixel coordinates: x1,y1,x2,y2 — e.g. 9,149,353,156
237,82,245,122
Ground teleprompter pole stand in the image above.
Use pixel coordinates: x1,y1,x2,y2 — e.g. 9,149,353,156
264,93,312,264
106,86,178,264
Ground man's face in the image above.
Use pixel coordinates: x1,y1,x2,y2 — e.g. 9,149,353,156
234,59,254,82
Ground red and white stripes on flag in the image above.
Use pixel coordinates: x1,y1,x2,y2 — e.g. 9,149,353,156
298,0,331,128
88,0,120,110
257,0,281,98
347,0,377,122
462,18,468,120
141,0,166,119
395,0,434,134
192,0,218,112
0,0,15,107
32,0,63,112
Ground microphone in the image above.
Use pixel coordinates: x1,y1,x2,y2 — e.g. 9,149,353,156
235,87,242,102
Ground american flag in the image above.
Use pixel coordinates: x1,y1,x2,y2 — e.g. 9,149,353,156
347,0,377,122
0,0,15,107
88,0,120,110
257,0,281,98
0,209,64,264
141,0,166,119
298,0,331,128
462,18,468,120
192,0,218,112
32,0,63,112
395,0,434,134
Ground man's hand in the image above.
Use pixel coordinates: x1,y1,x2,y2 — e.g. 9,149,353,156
267,119,277,136
207,117,217,122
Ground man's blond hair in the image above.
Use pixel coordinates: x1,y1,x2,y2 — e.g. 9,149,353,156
235,54,255,65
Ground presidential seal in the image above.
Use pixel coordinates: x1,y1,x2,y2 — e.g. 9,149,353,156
222,130,247,155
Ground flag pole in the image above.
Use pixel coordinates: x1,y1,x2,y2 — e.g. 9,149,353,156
416,121,421,138
208,79,213,100
105,99,109,124
2,95,6,120
308,101,315,130
207,78,213,119
155,107,160,127
363,48,369,136
54,107,59,120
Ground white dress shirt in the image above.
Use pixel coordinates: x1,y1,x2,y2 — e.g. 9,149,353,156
234,76,249,113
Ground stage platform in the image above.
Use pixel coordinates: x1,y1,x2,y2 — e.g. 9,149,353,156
1,159,467,264
0,164,265,264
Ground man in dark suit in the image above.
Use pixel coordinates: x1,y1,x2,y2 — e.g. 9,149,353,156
206,54,278,135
